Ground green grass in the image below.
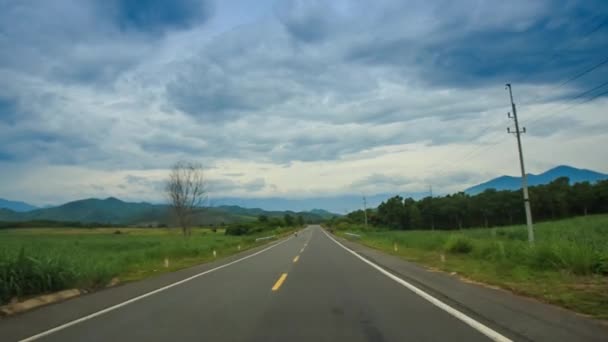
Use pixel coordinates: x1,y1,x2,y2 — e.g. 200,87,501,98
0,227,292,305
335,215,608,319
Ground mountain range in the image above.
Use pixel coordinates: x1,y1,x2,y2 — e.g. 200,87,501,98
0,197,336,225
209,193,428,215
1,165,606,220
464,165,608,195
0,198,38,212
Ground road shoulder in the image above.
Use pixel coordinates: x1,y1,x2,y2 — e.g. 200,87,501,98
333,232,608,342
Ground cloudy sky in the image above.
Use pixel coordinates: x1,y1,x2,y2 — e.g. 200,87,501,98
1,0,607,206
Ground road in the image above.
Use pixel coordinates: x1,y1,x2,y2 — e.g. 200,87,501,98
2,226,607,341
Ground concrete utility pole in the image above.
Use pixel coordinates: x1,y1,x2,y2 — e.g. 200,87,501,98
362,195,368,228
506,83,535,244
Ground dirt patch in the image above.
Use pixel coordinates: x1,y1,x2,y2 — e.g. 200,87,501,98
0,289,82,316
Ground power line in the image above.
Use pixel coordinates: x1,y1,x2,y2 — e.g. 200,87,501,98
417,19,608,193
520,55,608,108
557,56,608,88
519,79,608,128
425,78,608,192
517,16,608,86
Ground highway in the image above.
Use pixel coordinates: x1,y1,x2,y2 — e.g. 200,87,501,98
2,226,607,341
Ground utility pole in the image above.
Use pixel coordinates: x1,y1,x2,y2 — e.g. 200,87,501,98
506,83,535,244
362,194,368,228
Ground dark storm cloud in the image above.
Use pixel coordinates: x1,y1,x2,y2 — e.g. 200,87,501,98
105,0,213,33
345,0,608,88
1,0,607,171
275,0,335,43
0,0,213,85
0,95,19,125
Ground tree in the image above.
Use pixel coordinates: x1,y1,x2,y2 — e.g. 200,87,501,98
165,161,207,236
297,215,304,227
572,182,593,216
258,215,269,223
284,214,294,226
377,196,407,229
408,204,422,229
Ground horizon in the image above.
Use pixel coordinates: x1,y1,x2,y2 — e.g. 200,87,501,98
3,163,606,212
1,1,607,206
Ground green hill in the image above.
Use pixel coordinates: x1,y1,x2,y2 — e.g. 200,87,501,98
0,197,330,226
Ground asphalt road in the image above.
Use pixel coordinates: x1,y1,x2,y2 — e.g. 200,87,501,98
2,226,607,341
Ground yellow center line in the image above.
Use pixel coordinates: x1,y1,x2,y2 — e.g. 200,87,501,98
293,255,300,263
272,273,288,291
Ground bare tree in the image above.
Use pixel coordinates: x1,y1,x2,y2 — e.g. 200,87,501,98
165,161,207,236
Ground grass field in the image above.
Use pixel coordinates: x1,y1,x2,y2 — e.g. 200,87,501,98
335,215,608,319
0,227,290,306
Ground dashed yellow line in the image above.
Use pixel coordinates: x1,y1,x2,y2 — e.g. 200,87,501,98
272,273,288,291
293,255,300,263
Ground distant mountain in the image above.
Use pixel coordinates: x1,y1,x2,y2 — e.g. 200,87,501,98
308,209,336,219
212,193,427,214
0,198,38,212
0,197,332,225
465,165,608,195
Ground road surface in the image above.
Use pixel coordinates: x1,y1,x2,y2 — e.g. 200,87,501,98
2,226,606,341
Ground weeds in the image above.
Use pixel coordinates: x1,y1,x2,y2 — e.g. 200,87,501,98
0,228,278,305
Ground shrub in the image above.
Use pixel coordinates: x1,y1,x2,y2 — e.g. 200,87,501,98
224,225,250,236
444,236,474,254
594,253,608,275
555,243,600,275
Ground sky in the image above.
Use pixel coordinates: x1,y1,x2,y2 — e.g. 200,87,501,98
1,0,607,206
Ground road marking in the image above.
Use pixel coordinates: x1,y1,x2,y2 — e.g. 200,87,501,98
300,247,305,253
293,255,300,263
272,273,288,291
19,237,293,342
321,229,512,342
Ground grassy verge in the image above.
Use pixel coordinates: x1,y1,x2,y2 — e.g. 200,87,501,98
0,227,295,305
334,215,608,319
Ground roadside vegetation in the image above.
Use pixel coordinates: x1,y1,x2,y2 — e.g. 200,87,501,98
0,225,298,306
340,178,608,231
225,213,305,235
330,215,608,318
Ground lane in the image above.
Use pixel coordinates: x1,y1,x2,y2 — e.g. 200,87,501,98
9,225,507,342
248,226,494,342
17,228,313,342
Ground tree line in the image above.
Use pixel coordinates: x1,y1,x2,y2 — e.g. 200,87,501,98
225,213,305,235
336,177,608,230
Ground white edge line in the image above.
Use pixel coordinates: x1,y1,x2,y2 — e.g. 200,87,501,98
19,237,292,342
322,229,512,342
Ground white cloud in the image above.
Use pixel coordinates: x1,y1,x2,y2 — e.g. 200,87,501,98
0,0,607,205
